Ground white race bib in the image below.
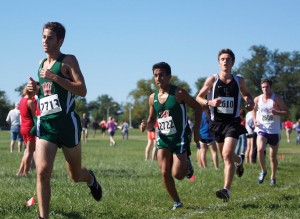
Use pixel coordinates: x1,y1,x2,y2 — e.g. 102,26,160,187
260,112,274,124
40,94,62,116
217,97,234,114
158,116,177,135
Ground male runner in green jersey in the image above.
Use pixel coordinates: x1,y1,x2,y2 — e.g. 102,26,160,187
141,62,202,210
27,22,102,219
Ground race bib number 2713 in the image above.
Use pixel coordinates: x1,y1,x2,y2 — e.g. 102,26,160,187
40,94,62,116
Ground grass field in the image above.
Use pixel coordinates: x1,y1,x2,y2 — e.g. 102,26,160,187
0,129,300,219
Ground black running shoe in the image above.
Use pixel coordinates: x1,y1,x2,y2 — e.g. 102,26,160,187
216,189,230,202
235,154,245,177
88,170,102,201
258,171,267,184
186,156,194,179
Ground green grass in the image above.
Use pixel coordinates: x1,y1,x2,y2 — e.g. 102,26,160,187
0,129,300,219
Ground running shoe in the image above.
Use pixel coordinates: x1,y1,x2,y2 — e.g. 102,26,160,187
216,189,230,202
235,154,245,177
270,178,276,186
88,170,103,201
258,171,267,184
172,201,183,210
186,156,194,179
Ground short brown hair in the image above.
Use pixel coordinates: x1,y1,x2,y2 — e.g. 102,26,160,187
261,78,272,87
43,22,66,41
218,48,235,64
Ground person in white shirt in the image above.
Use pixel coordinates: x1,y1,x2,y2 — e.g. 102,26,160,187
6,103,23,152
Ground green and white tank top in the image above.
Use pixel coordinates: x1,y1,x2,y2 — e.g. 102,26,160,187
154,85,189,142
38,54,76,119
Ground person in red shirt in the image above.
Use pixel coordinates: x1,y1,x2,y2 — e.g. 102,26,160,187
16,86,36,175
145,120,158,160
284,119,294,143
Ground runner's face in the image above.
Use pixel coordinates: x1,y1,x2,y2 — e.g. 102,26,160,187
153,68,171,89
42,29,61,53
218,53,233,72
261,82,272,95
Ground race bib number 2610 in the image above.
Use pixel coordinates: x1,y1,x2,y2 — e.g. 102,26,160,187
40,94,62,116
217,97,234,114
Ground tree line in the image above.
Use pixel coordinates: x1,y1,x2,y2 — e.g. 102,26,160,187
1,45,299,128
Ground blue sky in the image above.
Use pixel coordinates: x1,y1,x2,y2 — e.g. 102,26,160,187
1,0,299,105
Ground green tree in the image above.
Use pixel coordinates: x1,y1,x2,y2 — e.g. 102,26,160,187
15,83,27,97
268,50,300,107
88,94,120,122
234,45,300,120
232,45,269,97
75,97,88,118
194,77,207,96
0,90,11,127
117,102,133,127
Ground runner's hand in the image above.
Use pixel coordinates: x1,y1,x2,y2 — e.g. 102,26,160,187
27,77,37,93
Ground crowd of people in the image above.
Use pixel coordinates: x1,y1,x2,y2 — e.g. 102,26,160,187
3,21,299,218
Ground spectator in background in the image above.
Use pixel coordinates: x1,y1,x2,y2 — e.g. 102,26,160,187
197,108,219,169
17,86,36,176
107,116,117,146
245,110,257,164
188,118,194,143
294,119,300,144
235,109,247,156
81,113,90,143
121,120,129,140
6,103,23,153
99,118,106,137
92,120,98,138
144,121,158,161
284,119,294,143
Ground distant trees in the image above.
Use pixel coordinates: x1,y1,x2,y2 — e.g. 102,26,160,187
14,82,27,97
233,45,300,119
87,94,120,122
0,91,11,127
7,45,299,128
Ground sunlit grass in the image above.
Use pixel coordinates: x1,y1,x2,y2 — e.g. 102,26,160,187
0,129,299,218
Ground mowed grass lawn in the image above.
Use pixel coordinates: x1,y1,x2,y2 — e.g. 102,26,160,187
0,129,300,219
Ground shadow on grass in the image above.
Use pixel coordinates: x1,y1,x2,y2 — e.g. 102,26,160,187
100,168,137,178
241,203,260,209
54,210,85,219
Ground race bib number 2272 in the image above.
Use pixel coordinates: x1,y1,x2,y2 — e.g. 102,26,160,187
158,116,177,135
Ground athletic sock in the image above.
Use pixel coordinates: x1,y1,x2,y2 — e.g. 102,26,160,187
88,173,95,187
224,188,230,196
